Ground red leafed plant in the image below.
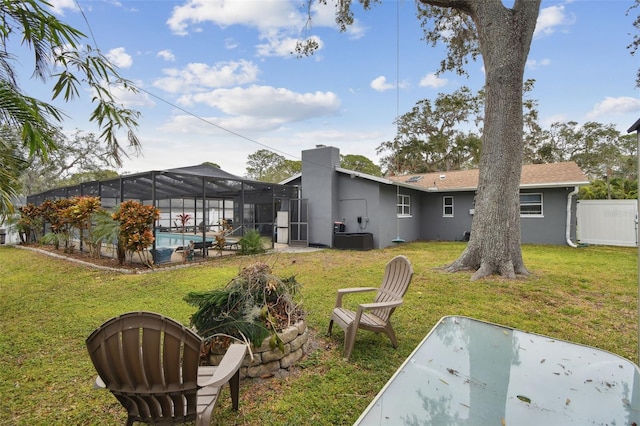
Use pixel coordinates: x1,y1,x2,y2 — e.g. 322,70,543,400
63,196,103,257
112,200,160,267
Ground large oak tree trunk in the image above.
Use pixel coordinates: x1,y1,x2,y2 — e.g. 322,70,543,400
439,1,541,280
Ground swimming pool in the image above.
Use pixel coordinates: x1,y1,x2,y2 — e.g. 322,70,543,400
154,232,214,248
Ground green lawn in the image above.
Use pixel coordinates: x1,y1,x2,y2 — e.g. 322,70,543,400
0,242,638,425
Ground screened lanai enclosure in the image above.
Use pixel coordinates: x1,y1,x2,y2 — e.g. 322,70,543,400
26,164,301,259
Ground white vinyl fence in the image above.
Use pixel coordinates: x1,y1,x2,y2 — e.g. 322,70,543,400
576,200,638,247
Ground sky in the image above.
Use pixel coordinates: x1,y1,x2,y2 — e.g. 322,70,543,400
17,0,640,178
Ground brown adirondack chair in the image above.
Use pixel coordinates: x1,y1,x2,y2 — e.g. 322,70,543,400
86,311,247,426
328,255,414,360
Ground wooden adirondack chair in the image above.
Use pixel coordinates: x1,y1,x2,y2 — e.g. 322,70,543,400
328,255,414,360
86,311,247,426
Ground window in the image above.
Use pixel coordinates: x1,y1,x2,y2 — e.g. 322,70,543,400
397,194,411,216
520,193,543,216
443,196,454,217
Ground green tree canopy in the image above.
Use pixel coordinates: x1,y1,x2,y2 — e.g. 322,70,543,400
245,149,301,183
202,161,222,169
246,149,381,181
377,86,482,175
0,0,141,219
537,121,636,182
16,128,119,195
579,178,637,200
339,154,382,176
0,127,29,215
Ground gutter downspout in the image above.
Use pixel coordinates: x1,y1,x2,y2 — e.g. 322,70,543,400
565,186,579,248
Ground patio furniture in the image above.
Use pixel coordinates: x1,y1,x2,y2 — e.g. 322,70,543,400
175,241,212,252
86,311,247,426
224,239,239,250
328,255,413,360
150,247,173,264
218,226,242,251
355,315,640,425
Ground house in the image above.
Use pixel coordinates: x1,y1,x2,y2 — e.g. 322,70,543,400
289,145,589,249
22,145,590,253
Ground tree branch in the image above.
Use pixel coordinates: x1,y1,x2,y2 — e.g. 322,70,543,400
418,0,473,14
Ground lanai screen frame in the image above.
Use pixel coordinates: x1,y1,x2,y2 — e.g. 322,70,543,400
26,164,299,257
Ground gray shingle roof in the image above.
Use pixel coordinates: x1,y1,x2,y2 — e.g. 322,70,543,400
388,162,589,191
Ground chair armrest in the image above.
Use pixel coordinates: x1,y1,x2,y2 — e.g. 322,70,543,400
198,344,247,388
352,300,403,328
335,287,377,308
358,300,403,312
337,287,378,294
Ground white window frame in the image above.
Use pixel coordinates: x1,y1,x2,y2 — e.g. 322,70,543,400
443,196,454,217
520,192,543,217
397,194,411,217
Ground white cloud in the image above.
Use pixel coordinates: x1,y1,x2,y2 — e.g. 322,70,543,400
534,5,575,38
290,129,384,163
110,82,156,108
294,128,383,144
106,47,133,69
526,58,551,70
308,1,338,27
371,76,395,92
47,0,79,15
159,114,282,134
158,85,342,134
256,34,323,58
152,60,259,94
157,49,176,62
118,131,256,176
586,97,640,119
310,1,366,40
419,72,448,88
166,0,304,36
166,0,361,57
225,38,239,50
90,79,155,108
180,85,341,124
345,23,367,40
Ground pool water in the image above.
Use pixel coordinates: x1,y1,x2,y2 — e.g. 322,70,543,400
154,232,214,248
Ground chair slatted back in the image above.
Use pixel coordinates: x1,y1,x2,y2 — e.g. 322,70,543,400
86,312,203,424
372,255,414,321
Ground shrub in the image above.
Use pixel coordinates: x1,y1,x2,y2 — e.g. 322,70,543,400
238,228,265,255
63,196,103,257
92,210,125,264
17,203,43,244
39,199,75,252
111,200,160,266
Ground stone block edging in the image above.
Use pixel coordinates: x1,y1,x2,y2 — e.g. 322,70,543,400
206,320,310,378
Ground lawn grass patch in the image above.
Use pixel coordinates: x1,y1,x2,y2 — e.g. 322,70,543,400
0,242,638,425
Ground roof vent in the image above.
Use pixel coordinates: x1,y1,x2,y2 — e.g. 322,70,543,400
439,174,446,180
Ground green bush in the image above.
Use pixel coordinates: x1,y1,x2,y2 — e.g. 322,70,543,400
238,228,266,255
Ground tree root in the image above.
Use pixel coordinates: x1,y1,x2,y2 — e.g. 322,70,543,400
514,264,531,276
470,263,512,281
446,259,531,281
444,243,531,281
445,262,475,273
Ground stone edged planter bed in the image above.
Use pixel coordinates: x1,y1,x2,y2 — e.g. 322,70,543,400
206,320,310,378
